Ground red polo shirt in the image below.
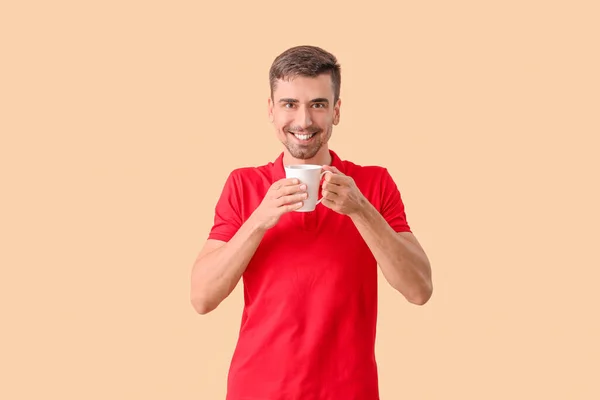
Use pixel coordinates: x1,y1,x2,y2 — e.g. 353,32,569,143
208,150,411,400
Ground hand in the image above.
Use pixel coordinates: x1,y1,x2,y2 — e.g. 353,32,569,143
250,178,307,230
320,166,367,216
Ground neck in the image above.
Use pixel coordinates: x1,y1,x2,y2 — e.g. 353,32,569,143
283,146,332,166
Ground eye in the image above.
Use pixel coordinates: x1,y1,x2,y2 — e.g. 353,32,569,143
312,103,326,109
283,102,295,109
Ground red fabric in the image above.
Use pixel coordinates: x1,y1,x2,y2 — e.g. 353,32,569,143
208,150,411,400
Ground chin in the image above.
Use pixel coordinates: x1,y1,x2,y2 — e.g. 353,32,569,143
279,130,329,160
287,146,320,160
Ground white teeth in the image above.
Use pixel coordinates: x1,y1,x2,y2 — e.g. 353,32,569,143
293,133,314,140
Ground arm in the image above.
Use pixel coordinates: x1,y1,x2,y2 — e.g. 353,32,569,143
190,177,307,314
320,165,433,305
190,217,267,315
350,200,432,305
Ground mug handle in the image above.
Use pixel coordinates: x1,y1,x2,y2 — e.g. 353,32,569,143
316,170,333,205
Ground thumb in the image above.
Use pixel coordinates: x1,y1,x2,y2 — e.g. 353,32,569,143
322,165,342,174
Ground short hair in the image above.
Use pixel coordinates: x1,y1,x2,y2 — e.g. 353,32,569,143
269,45,341,103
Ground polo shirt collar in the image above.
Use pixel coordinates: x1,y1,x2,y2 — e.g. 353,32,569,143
270,149,344,182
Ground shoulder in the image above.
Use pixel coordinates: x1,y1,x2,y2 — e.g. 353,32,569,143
340,158,403,204
221,162,273,189
224,158,272,178
341,159,393,182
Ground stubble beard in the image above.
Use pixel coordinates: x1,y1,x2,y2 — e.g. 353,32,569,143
283,126,332,160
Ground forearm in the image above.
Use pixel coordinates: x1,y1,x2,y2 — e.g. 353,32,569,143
191,215,266,314
350,199,432,305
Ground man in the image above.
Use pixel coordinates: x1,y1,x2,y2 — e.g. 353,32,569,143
191,45,432,400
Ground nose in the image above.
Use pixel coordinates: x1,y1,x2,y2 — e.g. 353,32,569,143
294,104,312,130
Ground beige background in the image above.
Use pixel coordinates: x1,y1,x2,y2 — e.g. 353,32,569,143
1,1,599,399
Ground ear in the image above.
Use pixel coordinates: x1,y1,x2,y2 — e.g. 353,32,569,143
267,97,274,123
333,98,341,125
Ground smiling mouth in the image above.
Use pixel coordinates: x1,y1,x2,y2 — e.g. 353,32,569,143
290,132,317,141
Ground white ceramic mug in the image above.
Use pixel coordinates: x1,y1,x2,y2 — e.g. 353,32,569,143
284,164,332,212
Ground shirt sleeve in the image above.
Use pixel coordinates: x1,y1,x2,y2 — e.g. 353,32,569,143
207,170,243,242
380,168,412,233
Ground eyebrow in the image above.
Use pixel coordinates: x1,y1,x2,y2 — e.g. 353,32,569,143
278,98,330,103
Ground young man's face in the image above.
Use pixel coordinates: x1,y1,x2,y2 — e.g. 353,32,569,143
268,74,341,161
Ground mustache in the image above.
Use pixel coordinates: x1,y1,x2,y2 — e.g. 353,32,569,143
285,126,321,134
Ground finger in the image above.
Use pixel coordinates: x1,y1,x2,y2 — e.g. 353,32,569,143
276,183,307,197
322,165,344,175
277,192,308,206
284,201,304,212
320,197,336,208
322,189,338,200
322,181,340,194
323,172,345,185
271,178,300,190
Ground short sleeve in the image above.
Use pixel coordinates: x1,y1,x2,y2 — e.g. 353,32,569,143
380,168,411,233
207,170,243,242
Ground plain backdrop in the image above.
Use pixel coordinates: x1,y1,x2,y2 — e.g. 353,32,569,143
1,1,599,399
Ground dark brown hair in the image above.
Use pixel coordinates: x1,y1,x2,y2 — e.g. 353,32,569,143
269,45,341,103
